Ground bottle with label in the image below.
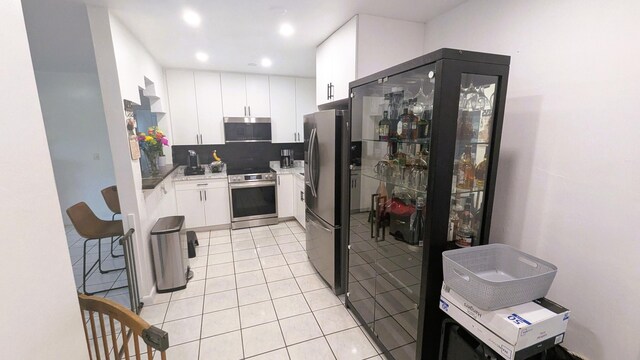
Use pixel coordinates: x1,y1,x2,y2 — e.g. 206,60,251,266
455,198,475,247
389,107,399,140
475,150,488,189
409,107,419,140
477,86,493,143
397,108,409,140
456,145,475,190
378,111,390,141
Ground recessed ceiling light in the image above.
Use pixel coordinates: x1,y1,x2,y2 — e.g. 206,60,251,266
183,9,201,27
279,23,295,37
261,57,272,67
195,52,209,62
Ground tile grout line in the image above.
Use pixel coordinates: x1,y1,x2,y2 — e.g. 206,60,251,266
198,230,213,360
286,235,340,360
258,226,292,360
229,228,246,360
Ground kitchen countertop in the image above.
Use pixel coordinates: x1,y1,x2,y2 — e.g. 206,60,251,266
173,165,228,182
269,161,305,175
141,164,180,190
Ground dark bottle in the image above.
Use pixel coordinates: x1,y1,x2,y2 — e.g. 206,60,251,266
475,150,489,189
417,107,431,139
378,111,390,141
409,108,419,140
398,108,409,140
389,108,399,139
455,198,475,247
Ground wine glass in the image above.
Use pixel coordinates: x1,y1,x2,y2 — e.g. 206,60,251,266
413,79,428,115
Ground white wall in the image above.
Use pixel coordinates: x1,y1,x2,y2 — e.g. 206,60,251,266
424,1,640,359
0,0,87,358
87,6,176,302
34,71,116,222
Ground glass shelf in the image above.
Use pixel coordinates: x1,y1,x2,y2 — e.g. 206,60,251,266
455,141,489,147
362,138,431,145
452,187,485,195
361,168,428,196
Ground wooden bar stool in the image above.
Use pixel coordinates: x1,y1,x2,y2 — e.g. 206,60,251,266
67,202,127,295
101,186,123,258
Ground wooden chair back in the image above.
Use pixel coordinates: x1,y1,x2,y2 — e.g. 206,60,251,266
101,186,121,214
78,294,169,360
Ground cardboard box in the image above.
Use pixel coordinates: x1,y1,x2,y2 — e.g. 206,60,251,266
440,283,570,359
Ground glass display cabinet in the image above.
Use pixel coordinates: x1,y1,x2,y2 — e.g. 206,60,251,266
346,49,510,359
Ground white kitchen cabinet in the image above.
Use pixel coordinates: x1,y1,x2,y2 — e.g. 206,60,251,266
316,16,357,105
316,14,425,106
166,70,200,145
203,185,231,226
166,69,224,145
175,189,207,228
270,76,297,143
350,170,361,212
294,175,305,228
221,73,270,117
277,174,294,218
194,72,225,144
295,78,316,142
245,75,270,117
175,179,230,228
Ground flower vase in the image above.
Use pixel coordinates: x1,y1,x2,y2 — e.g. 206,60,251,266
158,155,167,168
146,151,159,176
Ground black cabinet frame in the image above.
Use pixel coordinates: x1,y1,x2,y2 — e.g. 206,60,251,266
346,48,510,360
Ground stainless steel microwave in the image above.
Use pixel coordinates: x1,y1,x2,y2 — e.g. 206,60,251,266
224,117,271,143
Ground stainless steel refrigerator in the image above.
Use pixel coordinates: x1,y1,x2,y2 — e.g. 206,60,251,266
304,109,350,295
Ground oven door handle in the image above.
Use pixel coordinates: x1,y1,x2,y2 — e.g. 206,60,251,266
229,181,276,189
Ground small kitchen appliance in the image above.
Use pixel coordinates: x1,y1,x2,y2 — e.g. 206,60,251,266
280,149,294,168
184,150,205,176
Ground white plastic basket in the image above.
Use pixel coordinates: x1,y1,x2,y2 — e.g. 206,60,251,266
442,244,557,311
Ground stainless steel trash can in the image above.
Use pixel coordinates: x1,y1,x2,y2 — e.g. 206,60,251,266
150,216,188,293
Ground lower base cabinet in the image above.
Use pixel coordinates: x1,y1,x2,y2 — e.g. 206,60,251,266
175,179,230,229
277,174,294,218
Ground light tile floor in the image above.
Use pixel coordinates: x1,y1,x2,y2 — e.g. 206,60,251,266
138,220,387,360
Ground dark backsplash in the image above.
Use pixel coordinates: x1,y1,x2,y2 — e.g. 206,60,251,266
172,143,305,170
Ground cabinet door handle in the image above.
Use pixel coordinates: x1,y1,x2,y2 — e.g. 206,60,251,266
196,134,199,144
278,176,280,186
204,190,207,201
327,83,330,100
199,190,202,201
300,191,304,201
330,83,334,99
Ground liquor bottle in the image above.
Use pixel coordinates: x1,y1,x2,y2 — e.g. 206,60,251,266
455,198,475,247
398,108,409,140
456,145,475,190
409,107,419,140
477,87,493,143
475,150,488,189
389,107,399,139
378,111,390,141
448,209,459,242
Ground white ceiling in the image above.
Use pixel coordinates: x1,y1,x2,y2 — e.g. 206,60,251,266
82,0,466,77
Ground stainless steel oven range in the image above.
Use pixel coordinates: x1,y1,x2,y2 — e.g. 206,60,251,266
228,168,278,229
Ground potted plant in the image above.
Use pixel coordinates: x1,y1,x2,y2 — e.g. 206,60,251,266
138,126,169,176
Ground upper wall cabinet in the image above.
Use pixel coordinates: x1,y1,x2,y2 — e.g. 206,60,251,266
295,78,316,141
316,17,357,106
270,76,317,143
270,76,297,143
221,73,270,117
316,14,425,106
166,70,224,145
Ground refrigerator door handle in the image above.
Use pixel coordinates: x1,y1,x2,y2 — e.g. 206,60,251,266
308,128,318,198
